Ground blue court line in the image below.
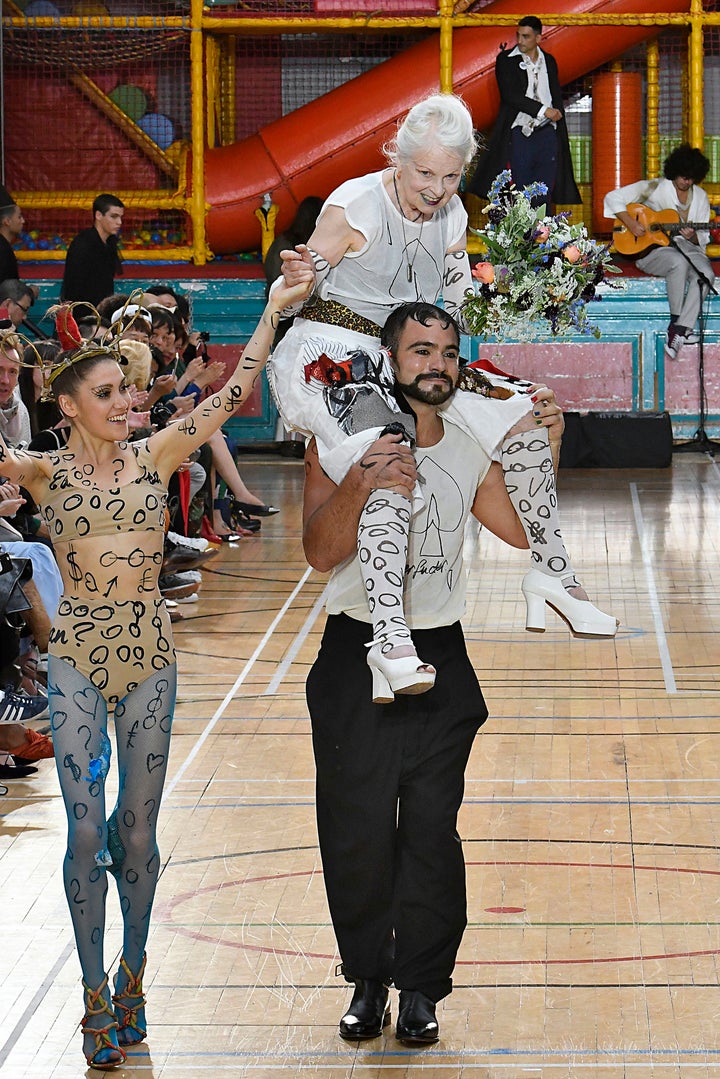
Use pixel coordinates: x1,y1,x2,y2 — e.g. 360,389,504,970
161,798,720,809
111,1046,720,1061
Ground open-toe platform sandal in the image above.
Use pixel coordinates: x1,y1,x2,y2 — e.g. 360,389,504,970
112,952,147,1046
82,976,127,1071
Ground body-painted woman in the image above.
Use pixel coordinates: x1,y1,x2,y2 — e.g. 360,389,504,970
0,268,313,1070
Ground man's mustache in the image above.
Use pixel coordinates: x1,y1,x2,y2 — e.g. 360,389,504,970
414,373,454,388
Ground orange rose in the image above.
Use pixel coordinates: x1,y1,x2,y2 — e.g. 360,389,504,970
472,262,495,284
535,225,550,242
563,244,581,263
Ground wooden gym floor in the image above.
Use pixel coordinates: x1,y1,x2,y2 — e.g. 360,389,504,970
2,450,720,1078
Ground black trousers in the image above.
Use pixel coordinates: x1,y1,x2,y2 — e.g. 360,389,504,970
307,613,488,1003
510,124,558,202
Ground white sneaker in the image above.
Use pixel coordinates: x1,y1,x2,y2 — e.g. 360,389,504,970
665,329,684,359
167,531,210,551
177,570,202,584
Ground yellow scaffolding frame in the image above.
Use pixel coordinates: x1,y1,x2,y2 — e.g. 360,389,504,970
3,3,717,264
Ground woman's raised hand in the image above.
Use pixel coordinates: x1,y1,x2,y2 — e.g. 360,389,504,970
0,486,25,516
280,243,317,295
194,360,226,390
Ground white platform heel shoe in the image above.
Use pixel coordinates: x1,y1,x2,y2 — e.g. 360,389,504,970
521,569,619,639
366,634,436,704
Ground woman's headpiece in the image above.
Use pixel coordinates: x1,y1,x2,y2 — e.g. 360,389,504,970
110,303,153,329
6,290,153,394
46,303,125,386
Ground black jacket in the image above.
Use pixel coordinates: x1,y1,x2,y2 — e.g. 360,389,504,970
0,235,19,283
60,227,122,311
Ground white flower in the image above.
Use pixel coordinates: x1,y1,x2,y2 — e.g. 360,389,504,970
464,174,623,342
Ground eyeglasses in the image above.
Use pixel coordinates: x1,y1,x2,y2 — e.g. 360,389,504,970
14,302,31,315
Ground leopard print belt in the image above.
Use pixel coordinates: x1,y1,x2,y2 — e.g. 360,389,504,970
300,298,382,339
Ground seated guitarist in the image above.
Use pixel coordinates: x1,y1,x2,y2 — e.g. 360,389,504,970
603,144,714,359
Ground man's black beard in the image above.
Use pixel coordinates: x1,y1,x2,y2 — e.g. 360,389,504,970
395,374,455,406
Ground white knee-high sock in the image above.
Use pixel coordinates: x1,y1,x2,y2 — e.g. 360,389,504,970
357,489,413,646
501,428,579,587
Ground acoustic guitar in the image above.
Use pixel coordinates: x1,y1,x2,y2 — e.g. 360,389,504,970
612,203,710,258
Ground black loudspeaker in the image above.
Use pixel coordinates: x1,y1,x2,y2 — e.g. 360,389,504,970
559,411,673,468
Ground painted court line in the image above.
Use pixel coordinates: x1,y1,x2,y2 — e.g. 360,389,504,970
166,567,314,795
630,481,677,694
265,582,328,695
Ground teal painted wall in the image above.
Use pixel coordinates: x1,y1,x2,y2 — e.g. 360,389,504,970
28,275,720,442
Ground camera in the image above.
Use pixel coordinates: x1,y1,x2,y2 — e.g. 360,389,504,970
199,331,210,342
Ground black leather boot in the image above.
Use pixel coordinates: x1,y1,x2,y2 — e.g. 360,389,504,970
395,990,439,1044
338,979,390,1040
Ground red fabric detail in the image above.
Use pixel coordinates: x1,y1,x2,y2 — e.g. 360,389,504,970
469,357,515,379
54,306,83,350
303,353,354,385
200,516,223,545
178,468,191,535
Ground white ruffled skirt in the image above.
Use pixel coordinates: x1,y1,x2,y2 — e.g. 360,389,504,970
267,316,531,484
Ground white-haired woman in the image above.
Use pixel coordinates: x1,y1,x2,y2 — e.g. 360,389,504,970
270,93,616,709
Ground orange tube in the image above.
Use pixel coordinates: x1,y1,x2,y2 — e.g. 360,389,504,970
591,71,643,233
199,0,686,253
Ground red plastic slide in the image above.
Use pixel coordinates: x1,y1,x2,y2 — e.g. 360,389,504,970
201,0,685,254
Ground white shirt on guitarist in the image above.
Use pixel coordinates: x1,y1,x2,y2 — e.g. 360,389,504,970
604,177,710,249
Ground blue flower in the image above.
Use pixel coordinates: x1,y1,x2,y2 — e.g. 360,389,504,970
462,171,621,342
522,181,548,201
488,170,513,202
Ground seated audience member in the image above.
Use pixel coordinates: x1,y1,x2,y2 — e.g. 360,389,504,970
0,318,31,448
19,341,61,438
0,279,35,331
0,719,53,771
1,484,63,638
145,302,272,538
147,286,281,521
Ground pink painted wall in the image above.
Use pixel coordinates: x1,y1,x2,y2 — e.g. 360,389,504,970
473,342,636,411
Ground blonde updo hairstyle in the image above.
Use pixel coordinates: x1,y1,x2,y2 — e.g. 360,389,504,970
384,93,478,170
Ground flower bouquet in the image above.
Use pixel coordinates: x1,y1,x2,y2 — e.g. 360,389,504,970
462,171,622,342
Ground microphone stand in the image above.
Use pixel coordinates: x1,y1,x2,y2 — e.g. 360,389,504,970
668,235,720,456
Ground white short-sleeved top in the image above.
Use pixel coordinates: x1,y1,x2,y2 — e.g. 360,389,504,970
318,171,468,327
603,177,711,249
325,419,491,629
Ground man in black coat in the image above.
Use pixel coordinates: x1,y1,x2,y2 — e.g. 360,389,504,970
468,16,581,206
61,193,124,317
0,187,24,283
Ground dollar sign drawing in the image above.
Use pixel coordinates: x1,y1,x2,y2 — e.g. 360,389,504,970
66,543,83,585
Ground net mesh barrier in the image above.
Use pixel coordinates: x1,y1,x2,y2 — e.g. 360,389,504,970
1,8,718,255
